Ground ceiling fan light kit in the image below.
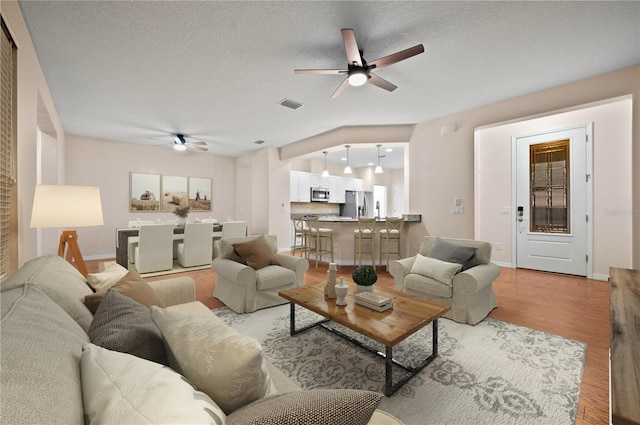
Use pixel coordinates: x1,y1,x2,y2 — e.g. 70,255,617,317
294,28,424,98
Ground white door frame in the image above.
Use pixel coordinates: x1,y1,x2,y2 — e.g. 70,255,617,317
510,123,593,278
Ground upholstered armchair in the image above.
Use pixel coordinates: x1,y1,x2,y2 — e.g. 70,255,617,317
212,235,309,313
389,236,499,325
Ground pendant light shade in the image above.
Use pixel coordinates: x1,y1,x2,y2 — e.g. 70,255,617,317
343,145,352,174
375,144,384,174
322,151,329,177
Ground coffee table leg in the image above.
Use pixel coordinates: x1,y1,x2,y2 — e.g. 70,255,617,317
385,346,393,396
288,303,330,336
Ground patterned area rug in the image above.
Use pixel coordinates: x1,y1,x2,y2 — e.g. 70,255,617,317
216,304,586,425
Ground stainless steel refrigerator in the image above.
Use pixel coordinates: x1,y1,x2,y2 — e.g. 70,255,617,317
340,190,374,218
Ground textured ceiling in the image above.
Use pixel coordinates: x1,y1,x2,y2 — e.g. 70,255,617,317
18,1,640,169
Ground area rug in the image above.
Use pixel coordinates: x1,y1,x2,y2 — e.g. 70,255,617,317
215,304,586,425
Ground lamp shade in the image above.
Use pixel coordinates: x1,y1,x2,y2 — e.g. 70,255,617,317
30,185,104,228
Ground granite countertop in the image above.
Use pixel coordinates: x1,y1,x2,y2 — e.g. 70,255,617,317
316,214,421,223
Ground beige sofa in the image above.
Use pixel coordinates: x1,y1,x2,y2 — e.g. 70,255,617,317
212,234,309,313
390,236,500,324
1,255,401,424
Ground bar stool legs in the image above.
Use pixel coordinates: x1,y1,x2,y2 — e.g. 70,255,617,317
354,217,376,267
379,217,404,271
305,216,334,267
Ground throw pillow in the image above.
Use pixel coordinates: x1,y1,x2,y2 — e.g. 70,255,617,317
428,237,477,266
410,254,462,286
80,343,226,425
84,270,165,314
232,235,280,270
226,389,383,425
150,306,272,414
88,289,168,366
86,262,128,292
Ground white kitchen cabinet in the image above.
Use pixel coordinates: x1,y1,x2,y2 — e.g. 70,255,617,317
310,173,329,189
290,171,311,202
329,176,346,203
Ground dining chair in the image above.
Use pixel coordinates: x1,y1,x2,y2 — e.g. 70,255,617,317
134,224,174,273
177,223,214,267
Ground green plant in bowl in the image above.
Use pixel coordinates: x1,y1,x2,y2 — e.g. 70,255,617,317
352,266,378,287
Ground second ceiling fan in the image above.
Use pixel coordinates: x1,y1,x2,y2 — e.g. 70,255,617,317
295,28,424,99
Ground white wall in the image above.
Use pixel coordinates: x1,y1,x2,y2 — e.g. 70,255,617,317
2,0,66,266
65,135,237,258
475,97,633,278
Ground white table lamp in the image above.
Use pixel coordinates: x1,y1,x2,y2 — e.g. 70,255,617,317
30,185,104,277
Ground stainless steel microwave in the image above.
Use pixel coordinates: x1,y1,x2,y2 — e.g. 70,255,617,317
310,188,330,202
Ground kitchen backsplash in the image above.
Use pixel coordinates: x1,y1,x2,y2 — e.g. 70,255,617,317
290,202,340,216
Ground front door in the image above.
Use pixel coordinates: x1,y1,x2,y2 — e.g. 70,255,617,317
514,125,590,276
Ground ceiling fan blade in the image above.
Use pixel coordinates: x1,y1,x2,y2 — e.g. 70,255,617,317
369,44,424,69
294,68,346,75
189,141,207,146
191,145,209,152
147,136,169,144
330,78,350,99
341,29,362,67
368,72,397,92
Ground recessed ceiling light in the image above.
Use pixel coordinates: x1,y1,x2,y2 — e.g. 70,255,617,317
385,148,393,152
341,157,347,161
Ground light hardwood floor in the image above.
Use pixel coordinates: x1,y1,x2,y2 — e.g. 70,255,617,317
88,258,610,425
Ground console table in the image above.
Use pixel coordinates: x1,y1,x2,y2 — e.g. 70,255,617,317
609,267,640,425
115,224,223,268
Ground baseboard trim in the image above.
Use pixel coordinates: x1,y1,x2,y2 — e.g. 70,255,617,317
591,273,609,282
493,261,513,268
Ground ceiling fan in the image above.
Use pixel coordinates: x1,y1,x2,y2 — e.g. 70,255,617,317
295,28,424,99
148,134,209,152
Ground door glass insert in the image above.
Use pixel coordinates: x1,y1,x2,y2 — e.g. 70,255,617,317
529,139,570,233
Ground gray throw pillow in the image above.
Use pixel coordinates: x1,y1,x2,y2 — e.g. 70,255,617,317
88,290,168,366
428,237,477,269
226,389,383,425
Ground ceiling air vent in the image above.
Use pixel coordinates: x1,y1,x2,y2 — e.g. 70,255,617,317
278,98,304,110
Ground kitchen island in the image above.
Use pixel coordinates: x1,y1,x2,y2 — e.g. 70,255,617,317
303,215,422,266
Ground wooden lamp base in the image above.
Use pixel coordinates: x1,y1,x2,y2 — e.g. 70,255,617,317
57,230,88,278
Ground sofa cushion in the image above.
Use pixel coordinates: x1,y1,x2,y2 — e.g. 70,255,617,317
226,389,383,425
255,265,297,290
86,262,128,291
410,254,462,287
150,306,272,414
1,285,88,425
88,290,168,365
0,255,94,331
80,343,226,425
233,235,281,270
84,270,165,314
420,236,493,267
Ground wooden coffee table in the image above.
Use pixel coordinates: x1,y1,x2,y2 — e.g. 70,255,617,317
279,280,451,396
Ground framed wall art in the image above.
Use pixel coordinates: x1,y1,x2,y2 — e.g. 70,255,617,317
161,175,188,211
188,176,212,211
129,172,160,211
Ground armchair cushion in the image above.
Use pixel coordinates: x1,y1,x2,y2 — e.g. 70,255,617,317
427,237,477,270
410,254,462,287
255,266,297,291
233,235,281,270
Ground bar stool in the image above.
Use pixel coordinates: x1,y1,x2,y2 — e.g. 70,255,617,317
305,216,334,268
291,216,309,257
353,217,376,267
379,217,404,271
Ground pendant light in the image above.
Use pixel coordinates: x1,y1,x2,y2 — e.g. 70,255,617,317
322,151,329,177
374,144,383,174
343,145,352,174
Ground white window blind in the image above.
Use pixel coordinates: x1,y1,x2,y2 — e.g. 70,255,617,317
1,19,17,279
